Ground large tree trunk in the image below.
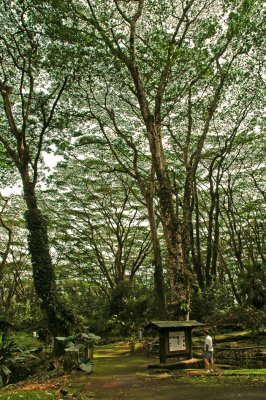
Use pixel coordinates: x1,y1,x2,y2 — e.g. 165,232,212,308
147,124,189,319
145,189,168,319
23,181,74,355
190,177,205,290
136,167,168,319
124,58,190,318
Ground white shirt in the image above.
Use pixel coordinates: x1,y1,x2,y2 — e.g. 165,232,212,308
204,335,213,352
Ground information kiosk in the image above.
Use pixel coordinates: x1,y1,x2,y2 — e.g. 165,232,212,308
146,320,203,364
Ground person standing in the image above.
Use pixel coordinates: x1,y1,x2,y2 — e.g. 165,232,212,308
203,329,214,373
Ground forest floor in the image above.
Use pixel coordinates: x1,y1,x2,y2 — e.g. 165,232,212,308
0,342,266,400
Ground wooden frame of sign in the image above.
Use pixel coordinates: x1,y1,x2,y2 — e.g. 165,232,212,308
145,320,204,364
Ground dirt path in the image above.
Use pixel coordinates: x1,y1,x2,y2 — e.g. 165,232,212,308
80,371,266,400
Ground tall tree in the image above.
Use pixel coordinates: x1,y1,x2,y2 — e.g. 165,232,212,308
55,0,262,318
0,0,75,353
43,155,154,300
27,0,264,319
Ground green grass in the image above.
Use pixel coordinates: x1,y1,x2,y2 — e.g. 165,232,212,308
193,329,253,343
0,391,55,400
176,370,266,387
223,368,266,375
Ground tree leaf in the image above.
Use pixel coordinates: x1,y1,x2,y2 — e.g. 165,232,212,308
79,362,93,373
1,365,11,376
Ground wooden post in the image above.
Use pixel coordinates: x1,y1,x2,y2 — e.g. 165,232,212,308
187,329,193,359
88,346,93,360
159,332,167,363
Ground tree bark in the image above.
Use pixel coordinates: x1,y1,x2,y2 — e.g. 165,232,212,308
145,183,168,319
147,123,188,319
23,181,74,355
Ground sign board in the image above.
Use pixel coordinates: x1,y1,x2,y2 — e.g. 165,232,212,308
145,320,204,364
169,331,186,352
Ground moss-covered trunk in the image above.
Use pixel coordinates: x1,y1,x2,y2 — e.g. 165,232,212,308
23,182,74,355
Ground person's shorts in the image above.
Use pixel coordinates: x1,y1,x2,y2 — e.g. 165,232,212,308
204,351,213,360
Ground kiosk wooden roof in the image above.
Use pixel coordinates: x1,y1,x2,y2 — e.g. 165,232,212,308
147,320,204,330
